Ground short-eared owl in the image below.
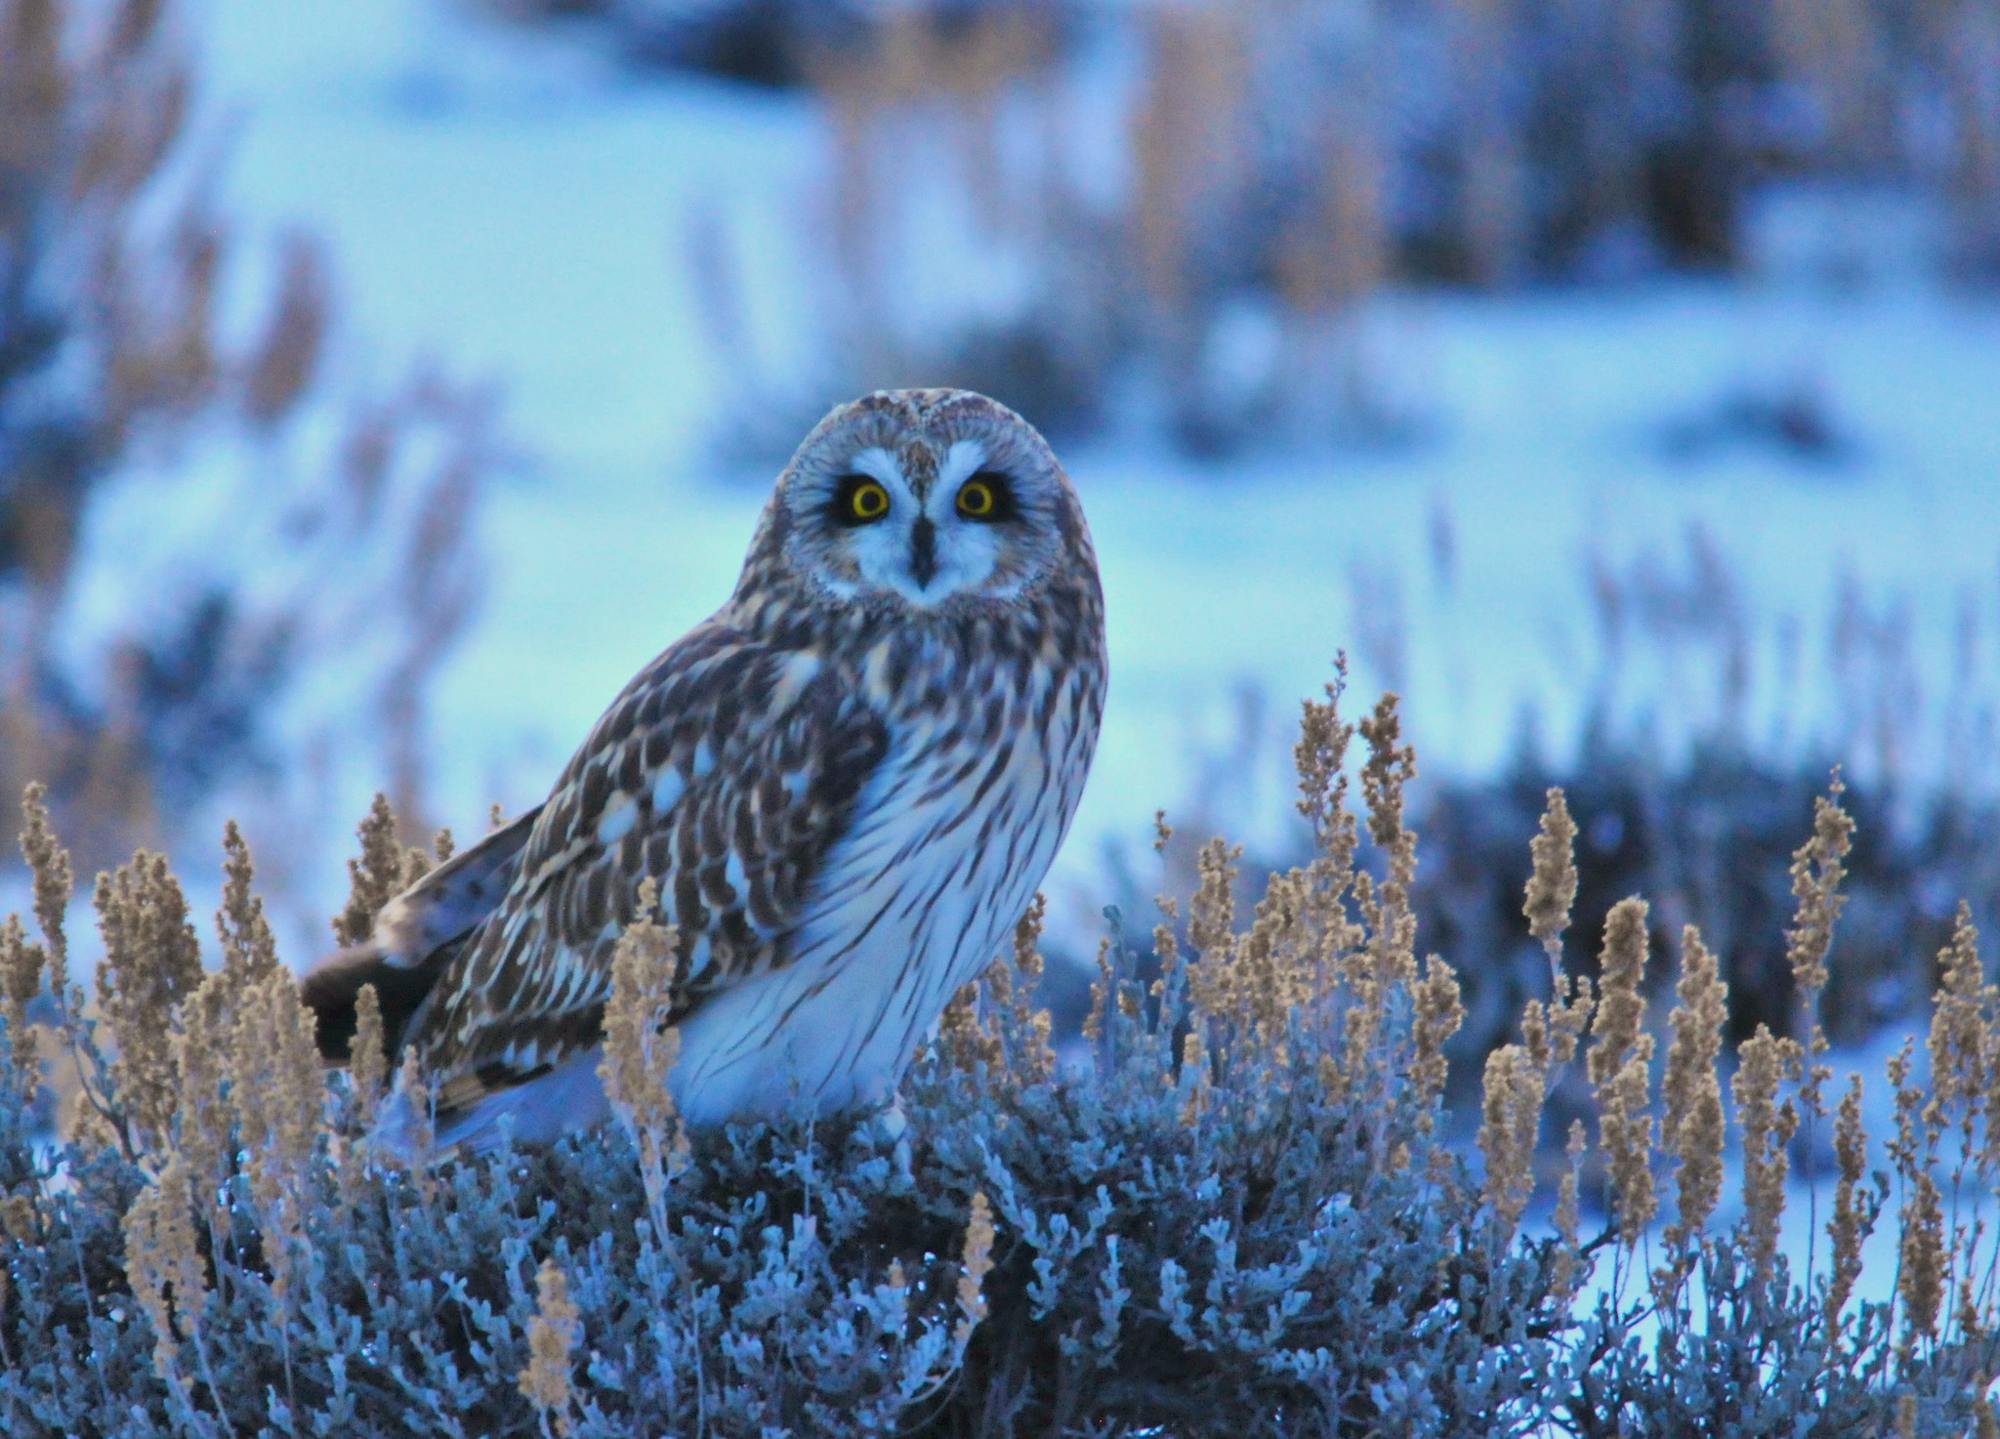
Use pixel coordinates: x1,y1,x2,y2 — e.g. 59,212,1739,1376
305,389,1105,1150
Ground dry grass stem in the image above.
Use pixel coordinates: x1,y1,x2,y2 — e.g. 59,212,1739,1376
598,878,688,1189
1523,787,1579,974
94,850,204,1151
1897,1171,1945,1349
953,1190,997,1350
19,783,73,1005
0,914,43,1095
215,820,279,988
121,1150,208,1379
170,971,235,1212
1659,926,1728,1276
228,969,322,1293
348,982,387,1133
1551,1119,1586,1304
1410,955,1465,1120
1926,904,1986,1152
936,977,992,1072
1824,1072,1878,1329
394,1046,437,1201
1733,1025,1801,1288
1785,774,1853,1000
333,793,405,948
1588,898,1657,1240
518,1258,581,1436
1178,1022,1211,1126
1001,895,1055,1085
1478,1043,1543,1242
1082,934,1115,1048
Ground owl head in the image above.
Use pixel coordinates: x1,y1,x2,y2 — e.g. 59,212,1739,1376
750,389,1093,614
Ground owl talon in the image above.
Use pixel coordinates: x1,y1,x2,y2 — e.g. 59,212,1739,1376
875,1098,914,1184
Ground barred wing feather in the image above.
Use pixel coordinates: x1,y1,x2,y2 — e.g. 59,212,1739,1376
403,622,891,1130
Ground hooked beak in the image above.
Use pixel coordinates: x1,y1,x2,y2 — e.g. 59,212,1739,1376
909,515,937,590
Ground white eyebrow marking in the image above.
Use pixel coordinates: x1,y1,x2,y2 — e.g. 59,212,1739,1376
939,439,988,491
846,447,902,486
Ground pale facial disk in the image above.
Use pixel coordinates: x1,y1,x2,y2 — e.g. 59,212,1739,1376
838,439,1008,606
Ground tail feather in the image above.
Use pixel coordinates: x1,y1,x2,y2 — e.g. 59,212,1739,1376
300,944,449,1064
301,804,543,1064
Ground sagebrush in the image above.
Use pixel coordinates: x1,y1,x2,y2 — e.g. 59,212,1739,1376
0,673,1995,1434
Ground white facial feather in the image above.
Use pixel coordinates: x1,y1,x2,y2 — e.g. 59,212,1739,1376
838,441,1014,607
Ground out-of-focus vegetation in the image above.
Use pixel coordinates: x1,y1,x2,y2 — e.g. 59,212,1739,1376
1,679,1995,1434
485,0,2000,453
0,0,489,871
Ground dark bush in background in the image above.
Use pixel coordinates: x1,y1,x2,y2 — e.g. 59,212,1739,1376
474,0,2000,454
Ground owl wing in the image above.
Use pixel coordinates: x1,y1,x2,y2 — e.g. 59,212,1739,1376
301,805,545,1064
403,620,891,1127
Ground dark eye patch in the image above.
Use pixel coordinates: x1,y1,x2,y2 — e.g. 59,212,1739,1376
959,469,1019,521
831,473,891,526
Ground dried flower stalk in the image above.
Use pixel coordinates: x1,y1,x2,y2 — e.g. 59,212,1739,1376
333,793,405,948
1926,903,1986,1151
1409,954,1464,1120
598,878,688,1200
1178,1022,1211,1126
94,850,204,1151
1523,787,1578,975
1733,1025,1801,1288
1823,1073,1874,1329
122,1151,208,1379
349,982,387,1133
1785,774,1853,999
1550,1119,1586,1304
1478,1043,1542,1242
171,970,235,1212
0,914,44,1096
1659,926,1727,1272
20,784,73,1001
215,820,279,989
1897,1171,1945,1350
953,1190,997,1349
518,1258,581,1436
1588,898,1656,1240
228,969,323,1293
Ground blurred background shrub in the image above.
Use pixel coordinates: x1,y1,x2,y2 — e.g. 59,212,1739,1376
489,0,2000,453
0,0,489,877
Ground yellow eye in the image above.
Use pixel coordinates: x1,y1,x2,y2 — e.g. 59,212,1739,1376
841,478,891,523
956,478,997,518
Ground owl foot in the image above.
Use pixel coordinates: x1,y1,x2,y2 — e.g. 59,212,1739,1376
874,1096,914,1186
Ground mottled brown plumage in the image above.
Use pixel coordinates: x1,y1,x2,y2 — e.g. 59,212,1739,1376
305,388,1105,1149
